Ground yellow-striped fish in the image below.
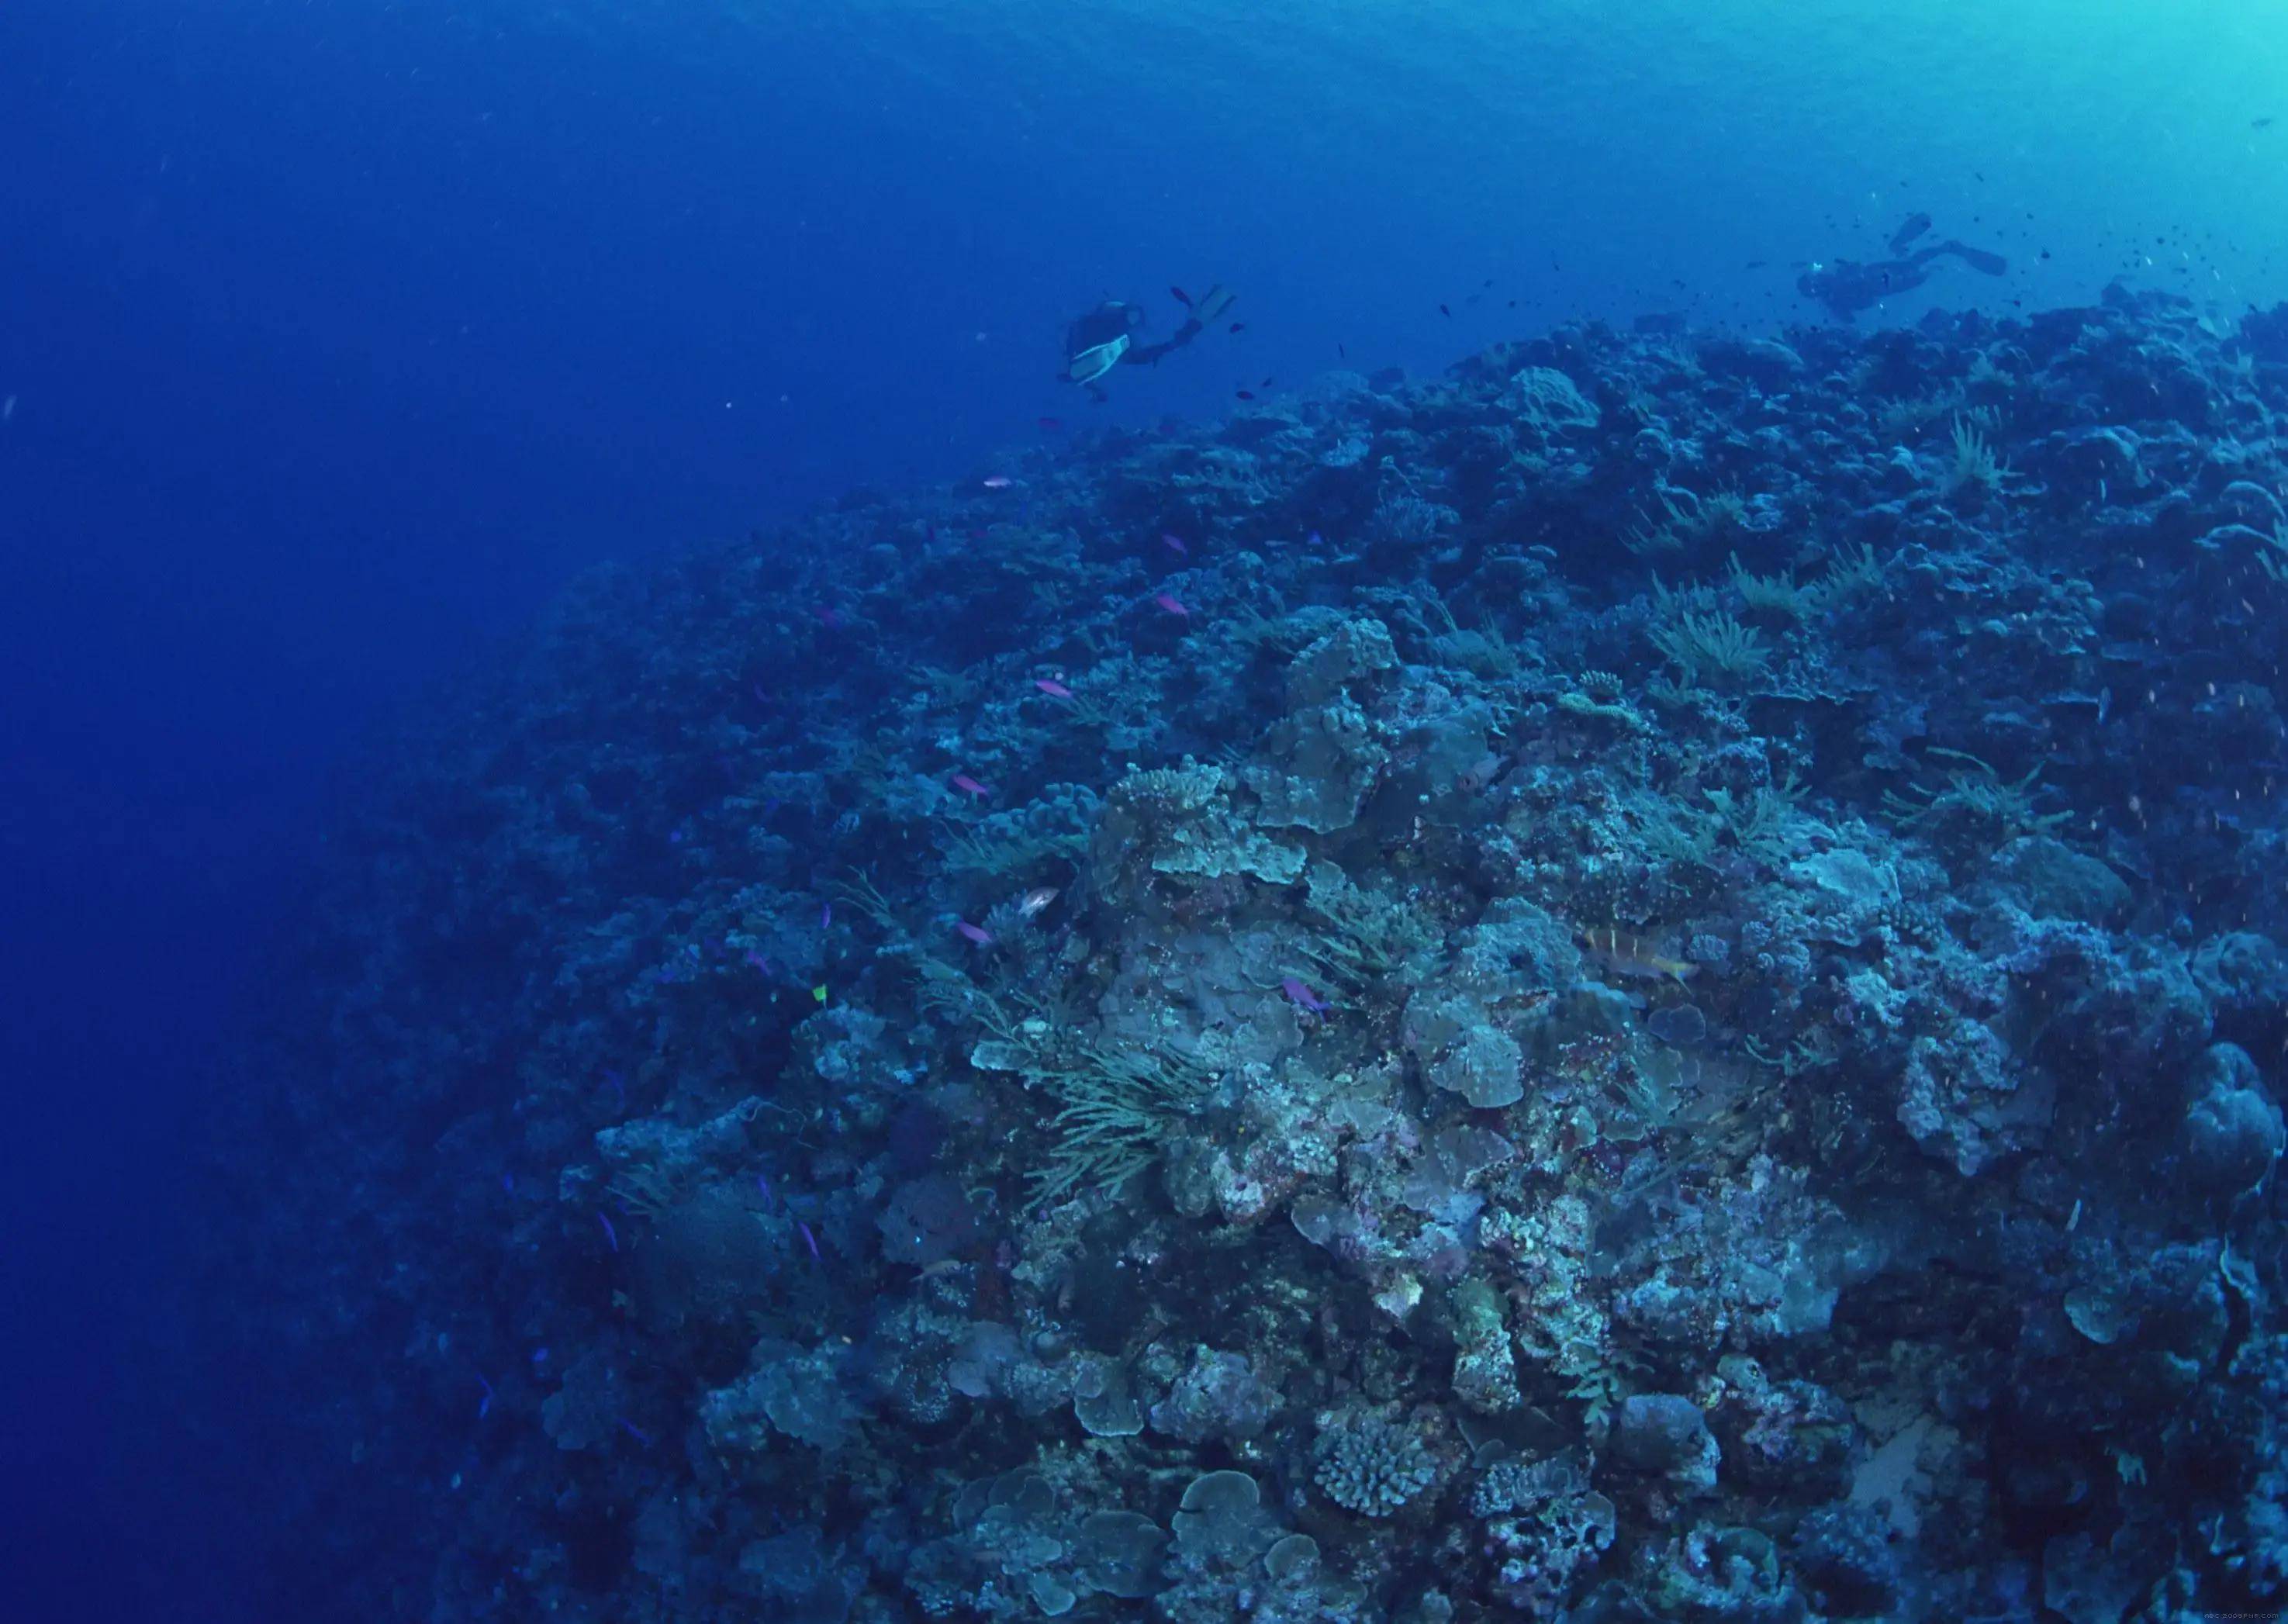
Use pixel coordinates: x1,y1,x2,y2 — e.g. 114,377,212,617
1577,925,1699,984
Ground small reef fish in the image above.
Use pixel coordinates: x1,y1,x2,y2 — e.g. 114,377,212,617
981,475,1014,489
951,772,990,800
797,1221,822,1263
1153,592,1190,617
1016,886,1059,919
1281,977,1332,1016
1577,926,1700,983
1161,532,1188,556
955,920,994,945
1034,677,1073,699
598,1212,620,1253
1235,389,1256,400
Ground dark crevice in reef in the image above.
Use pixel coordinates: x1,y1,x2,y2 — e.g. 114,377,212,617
189,285,2288,1621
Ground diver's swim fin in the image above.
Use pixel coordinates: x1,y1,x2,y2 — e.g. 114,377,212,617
1936,240,2008,276
1066,333,1133,385
1191,285,1236,325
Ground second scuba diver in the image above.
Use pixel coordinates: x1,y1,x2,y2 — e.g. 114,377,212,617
1798,224,2006,322
1062,285,1236,399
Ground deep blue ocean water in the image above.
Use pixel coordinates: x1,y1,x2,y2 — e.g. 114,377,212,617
4,2,2286,1618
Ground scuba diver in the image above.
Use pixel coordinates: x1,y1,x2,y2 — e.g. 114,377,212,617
1797,230,2006,321
1062,284,1236,399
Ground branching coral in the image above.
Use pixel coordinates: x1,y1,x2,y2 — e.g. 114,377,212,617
937,815,1087,879
1816,540,1885,603
1729,544,1882,620
1300,861,1431,980
1628,486,1749,557
1883,748,2069,853
1706,772,1807,866
1650,608,1769,689
1314,1416,1438,1516
1367,492,1454,553
959,983,1214,1208
1941,415,2009,498
2255,520,2288,586
1726,555,1820,623
1024,1043,1213,1208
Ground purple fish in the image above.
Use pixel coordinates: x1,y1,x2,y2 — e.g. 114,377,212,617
821,901,833,931
745,948,774,974
797,1220,822,1263
620,1419,654,1447
956,920,994,946
1281,976,1332,1016
756,1173,773,1205
475,1375,496,1419
598,1212,620,1253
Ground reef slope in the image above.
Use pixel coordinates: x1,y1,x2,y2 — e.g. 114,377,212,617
201,288,2288,1622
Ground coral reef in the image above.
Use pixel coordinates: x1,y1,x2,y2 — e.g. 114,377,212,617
196,284,2288,1621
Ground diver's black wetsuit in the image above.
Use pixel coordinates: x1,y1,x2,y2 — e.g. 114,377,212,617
1063,302,1204,369
1061,287,1232,397
1798,240,2007,320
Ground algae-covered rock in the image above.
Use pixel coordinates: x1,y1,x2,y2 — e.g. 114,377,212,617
2183,1042,2285,1193
1611,1394,1720,1493
1287,616,1398,708
1407,998,1524,1108
1170,1470,1277,1562
1989,834,2130,923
